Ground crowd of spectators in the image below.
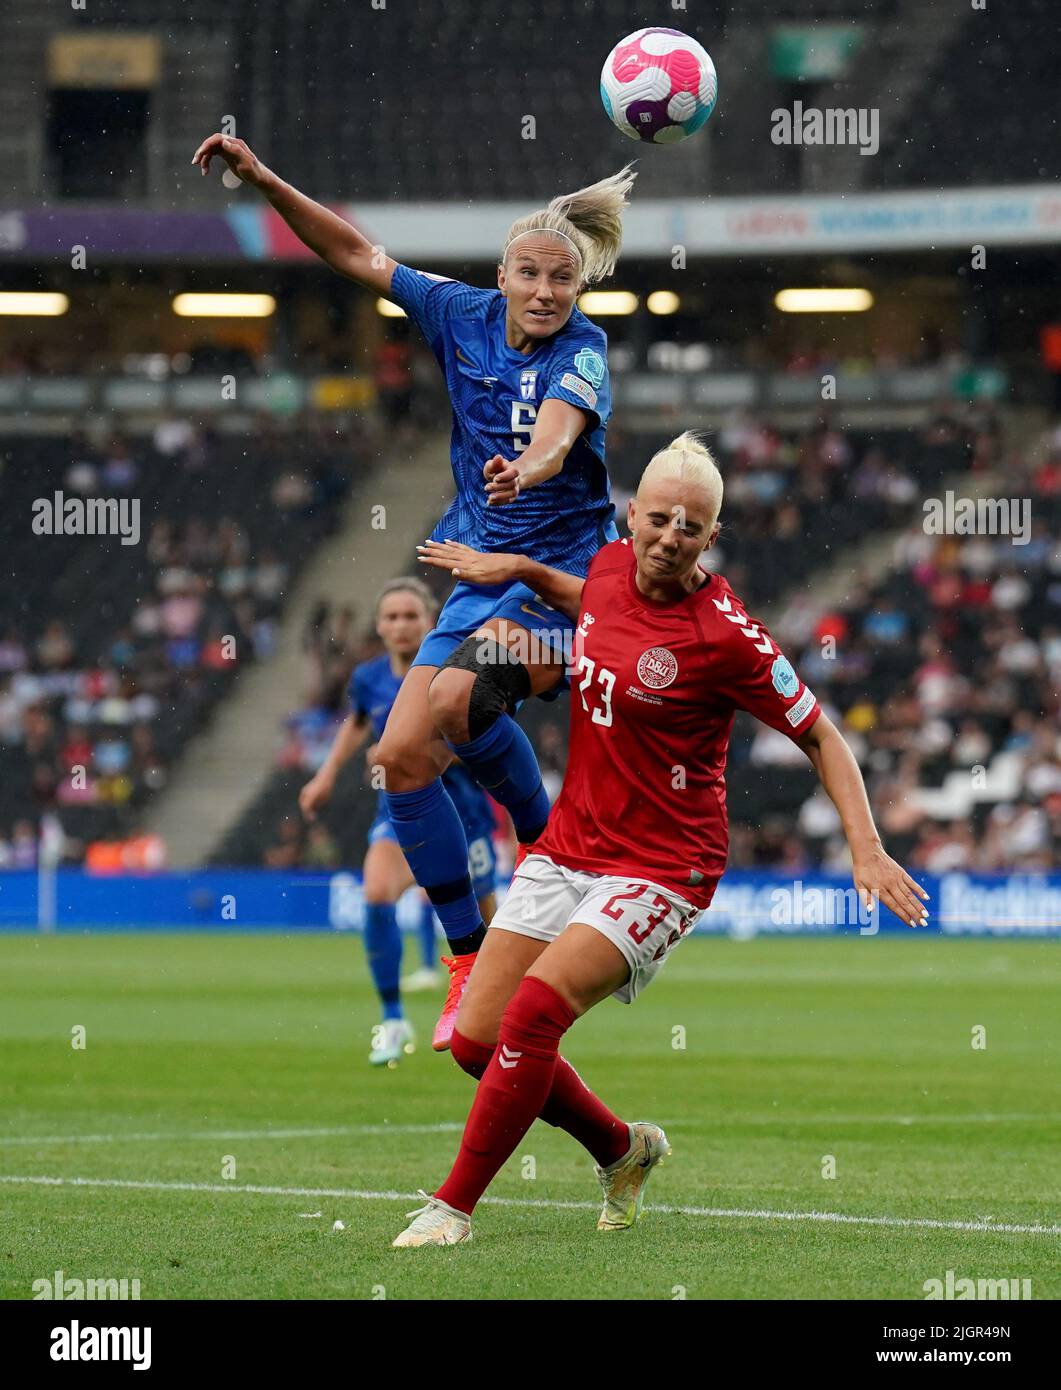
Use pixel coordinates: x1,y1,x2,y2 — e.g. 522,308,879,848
255,411,1053,881
728,423,1061,874
9,396,1053,884
609,404,1000,610
0,423,356,867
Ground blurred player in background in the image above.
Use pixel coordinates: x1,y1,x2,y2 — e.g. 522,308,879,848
193,131,635,1048
396,433,929,1243
299,578,497,1066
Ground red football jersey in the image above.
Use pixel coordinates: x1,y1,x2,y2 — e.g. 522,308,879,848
533,539,821,908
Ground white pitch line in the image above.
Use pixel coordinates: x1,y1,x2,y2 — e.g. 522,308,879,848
711,1113,1055,1127
0,1123,462,1146
1,1174,1057,1237
0,1114,1045,1147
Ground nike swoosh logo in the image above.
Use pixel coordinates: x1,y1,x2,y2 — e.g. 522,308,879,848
520,601,555,623
456,348,474,366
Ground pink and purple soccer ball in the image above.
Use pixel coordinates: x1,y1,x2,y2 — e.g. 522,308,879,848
600,28,717,144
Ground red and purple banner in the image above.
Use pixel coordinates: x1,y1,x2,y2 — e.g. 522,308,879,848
0,205,362,262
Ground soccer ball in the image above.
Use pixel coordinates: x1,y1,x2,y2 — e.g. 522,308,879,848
600,28,717,144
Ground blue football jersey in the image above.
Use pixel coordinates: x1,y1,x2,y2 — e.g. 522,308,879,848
388,265,618,576
349,653,401,743
348,653,495,831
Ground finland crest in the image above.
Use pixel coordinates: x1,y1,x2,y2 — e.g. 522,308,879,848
519,369,538,401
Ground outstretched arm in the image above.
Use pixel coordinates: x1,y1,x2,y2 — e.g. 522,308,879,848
299,712,372,821
418,540,585,620
192,134,397,294
796,713,929,928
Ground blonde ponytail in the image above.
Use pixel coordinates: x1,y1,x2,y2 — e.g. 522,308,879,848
639,431,724,525
502,164,637,286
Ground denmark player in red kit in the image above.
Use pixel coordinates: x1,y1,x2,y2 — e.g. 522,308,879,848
396,432,929,1246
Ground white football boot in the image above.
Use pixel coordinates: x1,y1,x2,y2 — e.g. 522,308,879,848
368,1018,416,1067
594,1122,672,1231
392,1191,472,1247
401,967,443,993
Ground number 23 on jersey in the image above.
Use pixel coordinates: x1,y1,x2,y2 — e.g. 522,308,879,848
576,655,615,727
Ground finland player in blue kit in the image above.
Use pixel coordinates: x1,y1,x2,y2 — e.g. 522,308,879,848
299,579,498,1066
193,129,635,1048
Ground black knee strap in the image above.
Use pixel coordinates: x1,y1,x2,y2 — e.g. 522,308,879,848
439,635,531,739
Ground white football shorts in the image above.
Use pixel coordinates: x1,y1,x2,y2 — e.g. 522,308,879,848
489,853,702,1003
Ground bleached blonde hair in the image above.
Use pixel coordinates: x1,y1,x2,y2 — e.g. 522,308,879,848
501,165,637,286
638,431,724,528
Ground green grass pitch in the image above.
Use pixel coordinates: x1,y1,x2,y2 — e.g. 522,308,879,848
0,933,1057,1301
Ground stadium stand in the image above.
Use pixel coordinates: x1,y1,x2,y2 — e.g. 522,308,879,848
0,0,1055,881
607,412,980,609
3,0,1055,209
880,0,1060,188
0,425,353,866
727,431,1061,873
212,403,1059,880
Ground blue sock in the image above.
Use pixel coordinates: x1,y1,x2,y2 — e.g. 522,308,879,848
418,901,438,970
381,781,484,952
448,714,550,842
363,902,403,1021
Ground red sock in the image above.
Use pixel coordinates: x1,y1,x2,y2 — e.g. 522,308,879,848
449,1028,492,1079
451,1028,629,1168
436,977,574,1216
540,1058,631,1167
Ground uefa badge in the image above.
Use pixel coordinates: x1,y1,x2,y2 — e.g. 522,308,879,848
573,348,606,388
637,647,678,690
770,654,799,698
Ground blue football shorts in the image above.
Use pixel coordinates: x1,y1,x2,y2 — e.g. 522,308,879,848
410,579,572,702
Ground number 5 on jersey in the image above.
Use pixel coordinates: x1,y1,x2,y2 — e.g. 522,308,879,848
511,402,536,453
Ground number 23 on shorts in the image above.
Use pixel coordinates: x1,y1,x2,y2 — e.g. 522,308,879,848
601,883,693,959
